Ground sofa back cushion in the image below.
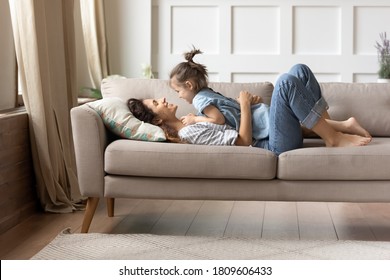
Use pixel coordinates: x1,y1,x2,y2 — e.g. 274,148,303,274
101,78,274,118
321,83,390,137
101,78,390,137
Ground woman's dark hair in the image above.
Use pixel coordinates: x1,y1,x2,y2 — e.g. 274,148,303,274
127,98,183,143
169,47,208,92
127,98,155,124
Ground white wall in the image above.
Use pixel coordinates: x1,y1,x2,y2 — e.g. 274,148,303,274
79,0,390,87
104,0,152,78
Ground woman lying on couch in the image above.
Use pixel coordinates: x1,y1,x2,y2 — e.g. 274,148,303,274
128,64,371,155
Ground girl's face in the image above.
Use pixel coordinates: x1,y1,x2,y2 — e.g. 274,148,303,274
143,97,177,122
170,76,197,104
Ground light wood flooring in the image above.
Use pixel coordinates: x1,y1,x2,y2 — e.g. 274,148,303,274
1,199,390,259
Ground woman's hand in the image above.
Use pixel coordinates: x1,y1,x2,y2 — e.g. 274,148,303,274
236,91,262,105
250,95,263,104
237,91,253,105
235,91,253,146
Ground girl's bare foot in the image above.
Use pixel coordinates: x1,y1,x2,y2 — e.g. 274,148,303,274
326,132,372,148
344,117,371,138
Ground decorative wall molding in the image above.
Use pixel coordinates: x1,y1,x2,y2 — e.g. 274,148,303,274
152,0,390,83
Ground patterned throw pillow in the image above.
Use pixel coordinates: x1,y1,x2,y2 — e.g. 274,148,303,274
87,97,166,142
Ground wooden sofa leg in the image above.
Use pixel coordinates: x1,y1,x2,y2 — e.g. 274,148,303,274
106,197,115,217
81,197,100,233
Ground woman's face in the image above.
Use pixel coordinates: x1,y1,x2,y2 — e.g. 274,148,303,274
143,97,178,121
170,76,196,104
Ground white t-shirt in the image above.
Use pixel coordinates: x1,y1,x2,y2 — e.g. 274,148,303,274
178,122,238,146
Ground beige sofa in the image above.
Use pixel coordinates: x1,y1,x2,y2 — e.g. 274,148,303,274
71,78,390,233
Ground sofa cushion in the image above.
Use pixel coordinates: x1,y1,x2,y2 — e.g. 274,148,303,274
87,97,166,141
101,78,274,119
321,83,390,137
105,140,277,180
277,137,390,180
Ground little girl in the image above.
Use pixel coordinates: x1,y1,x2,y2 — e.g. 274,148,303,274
169,48,270,145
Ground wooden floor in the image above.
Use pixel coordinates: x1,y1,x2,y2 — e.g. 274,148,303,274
1,199,390,259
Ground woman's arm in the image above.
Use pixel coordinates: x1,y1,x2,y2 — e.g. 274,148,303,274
235,91,253,146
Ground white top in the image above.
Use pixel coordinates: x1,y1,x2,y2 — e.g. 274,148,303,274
178,122,238,146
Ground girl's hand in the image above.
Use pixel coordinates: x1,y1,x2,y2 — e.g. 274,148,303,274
180,113,196,125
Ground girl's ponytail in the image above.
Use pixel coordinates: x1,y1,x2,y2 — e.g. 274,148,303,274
184,48,203,63
170,46,208,92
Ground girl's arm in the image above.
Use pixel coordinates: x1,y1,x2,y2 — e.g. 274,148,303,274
180,105,225,125
235,91,253,146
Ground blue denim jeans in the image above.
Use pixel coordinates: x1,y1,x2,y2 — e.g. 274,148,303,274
257,64,328,155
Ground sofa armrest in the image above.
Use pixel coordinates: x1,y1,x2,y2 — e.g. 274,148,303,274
71,105,107,197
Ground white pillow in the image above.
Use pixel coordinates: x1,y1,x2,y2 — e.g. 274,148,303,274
87,97,166,142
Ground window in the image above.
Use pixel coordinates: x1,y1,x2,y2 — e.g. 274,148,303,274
0,0,18,111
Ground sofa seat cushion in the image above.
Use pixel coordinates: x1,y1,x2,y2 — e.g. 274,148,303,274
277,137,390,180
105,140,277,180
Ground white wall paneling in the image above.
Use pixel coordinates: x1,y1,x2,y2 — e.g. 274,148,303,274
232,6,280,55
354,7,390,55
293,6,341,55
149,0,390,83
171,6,219,54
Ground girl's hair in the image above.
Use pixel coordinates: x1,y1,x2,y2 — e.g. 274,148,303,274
169,47,208,92
127,98,183,143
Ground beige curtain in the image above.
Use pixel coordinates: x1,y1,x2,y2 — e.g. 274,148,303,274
80,0,109,89
9,0,83,213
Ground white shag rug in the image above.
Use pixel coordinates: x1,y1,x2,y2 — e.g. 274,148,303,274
31,228,390,260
